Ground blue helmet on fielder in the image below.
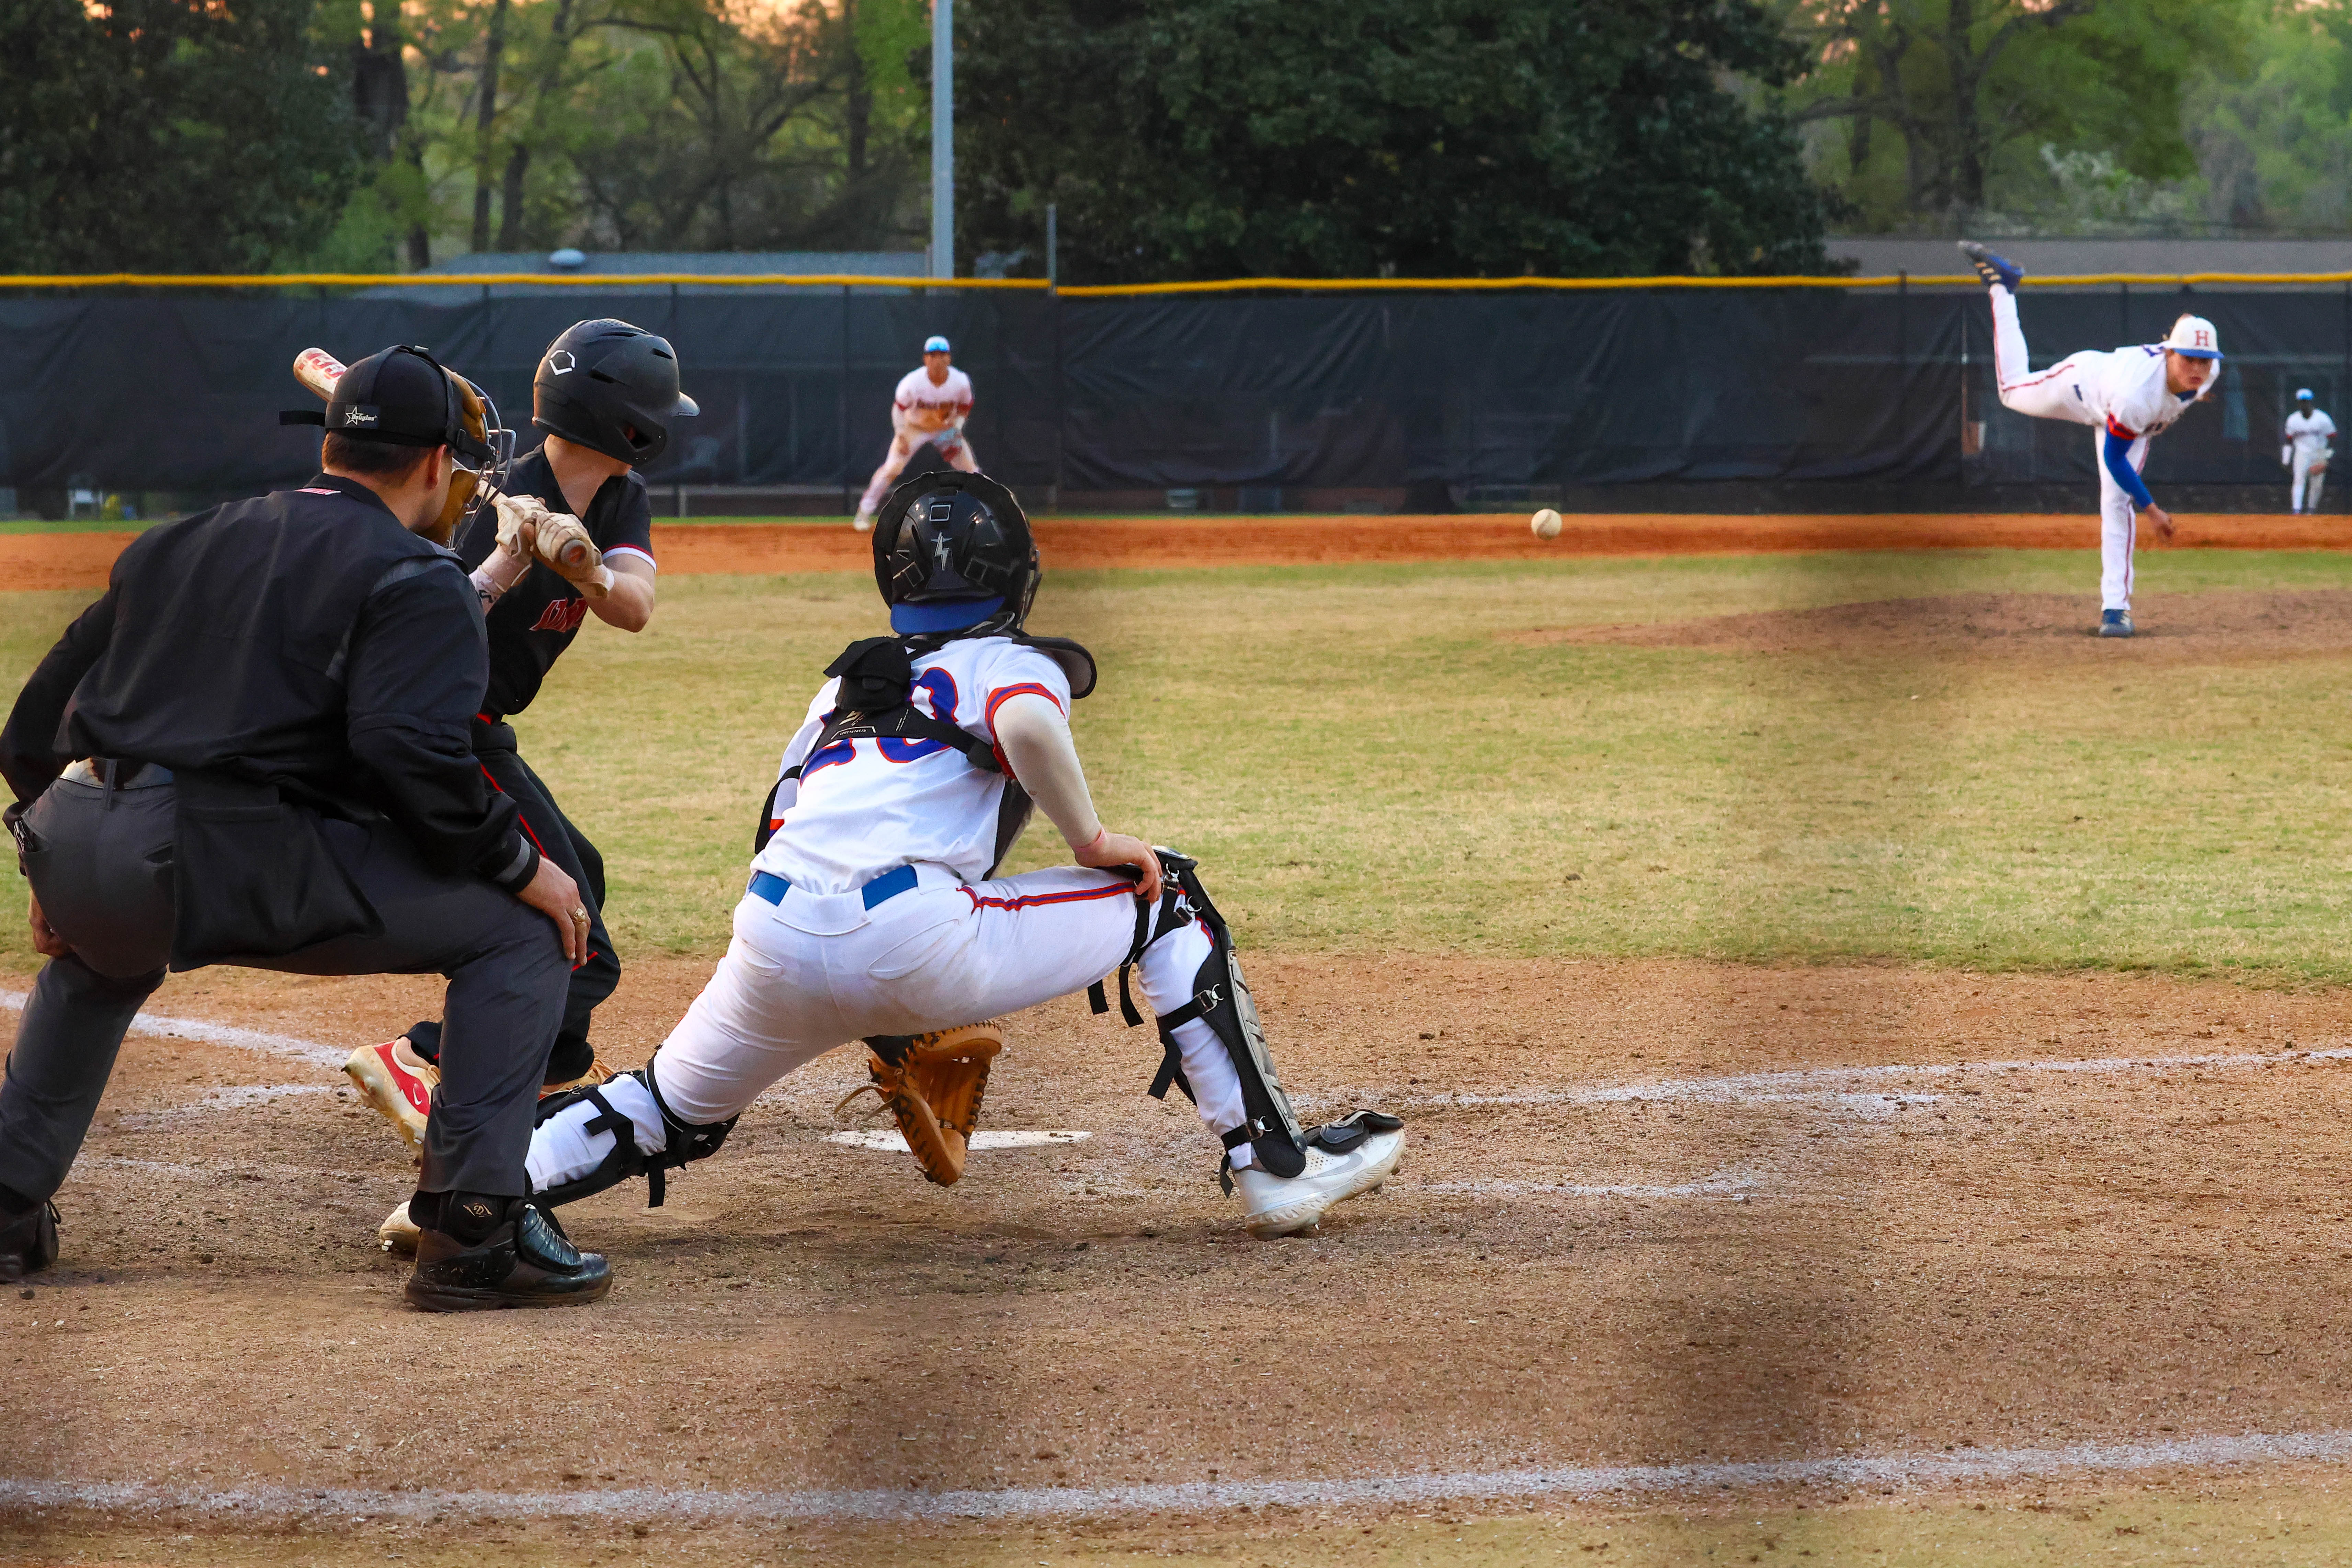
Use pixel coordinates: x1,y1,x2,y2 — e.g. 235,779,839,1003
504,469,1404,1242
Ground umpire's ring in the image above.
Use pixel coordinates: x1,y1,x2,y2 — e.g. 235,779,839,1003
569,907,589,923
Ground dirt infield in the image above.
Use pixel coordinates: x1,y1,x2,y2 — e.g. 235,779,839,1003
10,954,2352,1561
10,511,2352,591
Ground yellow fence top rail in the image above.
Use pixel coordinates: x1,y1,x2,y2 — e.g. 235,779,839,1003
0,273,1053,289
2,271,2350,292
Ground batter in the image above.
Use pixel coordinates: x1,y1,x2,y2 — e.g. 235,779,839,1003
1961,241,2223,638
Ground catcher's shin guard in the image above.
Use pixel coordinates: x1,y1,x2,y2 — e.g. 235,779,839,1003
528,1063,735,1209
1089,851,1309,1179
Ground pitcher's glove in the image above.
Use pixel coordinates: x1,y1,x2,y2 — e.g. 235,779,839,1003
493,492,612,600
837,1022,1003,1185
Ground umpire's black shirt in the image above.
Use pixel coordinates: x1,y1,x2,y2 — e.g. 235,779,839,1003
452,448,654,718
0,474,538,891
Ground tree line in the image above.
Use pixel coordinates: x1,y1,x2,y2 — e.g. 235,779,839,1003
3,0,2349,281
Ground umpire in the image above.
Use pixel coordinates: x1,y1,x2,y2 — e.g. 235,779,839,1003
0,345,612,1311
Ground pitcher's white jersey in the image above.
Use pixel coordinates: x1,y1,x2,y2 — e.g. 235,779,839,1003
754,636,1071,892
2015,344,2213,439
2287,408,2337,456
893,367,974,435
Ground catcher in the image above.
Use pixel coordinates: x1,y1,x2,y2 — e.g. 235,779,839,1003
501,471,1404,1241
344,319,695,1166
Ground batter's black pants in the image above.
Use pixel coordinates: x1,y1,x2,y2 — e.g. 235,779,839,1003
405,718,618,1085
0,771,569,1212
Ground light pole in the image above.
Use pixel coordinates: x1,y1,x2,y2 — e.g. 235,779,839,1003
930,0,953,279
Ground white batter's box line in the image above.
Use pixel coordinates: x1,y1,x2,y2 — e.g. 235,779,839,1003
1,990,346,1069
1387,1042,2352,1113
8,1427,2352,1524
1420,1167,1765,1201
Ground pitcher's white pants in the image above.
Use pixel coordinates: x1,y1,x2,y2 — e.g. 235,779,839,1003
2293,448,2328,513
2095,428,2149,612
1988,282,2143,612
857,425,981,516
651,866,1252,1162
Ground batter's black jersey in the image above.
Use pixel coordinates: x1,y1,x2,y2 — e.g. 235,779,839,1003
454,448,655,717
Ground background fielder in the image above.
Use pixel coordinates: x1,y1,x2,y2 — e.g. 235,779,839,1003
1960,241,2223,639
852,335,979,532
2284,388,2335,515
500,471,1404,1247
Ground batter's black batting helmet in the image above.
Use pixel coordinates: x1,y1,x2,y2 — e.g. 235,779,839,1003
532,319,697,465
874,471,1040,636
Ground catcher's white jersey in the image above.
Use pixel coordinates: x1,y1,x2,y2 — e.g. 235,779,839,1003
893,366,974,434
2287,408,2337,456
753,636,1070,893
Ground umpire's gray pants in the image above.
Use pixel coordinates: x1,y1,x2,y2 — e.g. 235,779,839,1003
1,773,568,1206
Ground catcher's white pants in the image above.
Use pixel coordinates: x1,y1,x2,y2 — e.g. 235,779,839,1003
2293,447,2328,512
651,865,1252,1160
857,425,981,516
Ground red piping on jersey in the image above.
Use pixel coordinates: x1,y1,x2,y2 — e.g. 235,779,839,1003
2105,415,2143,441
478,763,548,856
984,683,1064,733
962,882,1136,913
984,682,1065,774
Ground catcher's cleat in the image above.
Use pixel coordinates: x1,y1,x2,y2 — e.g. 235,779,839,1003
344,1036,438,1157
377,1199,421,1255
0,1199,60,1283
1956,240,2021,291
404,1197,611,1312
1228,1112,1404,1239
837,1022,1004,1185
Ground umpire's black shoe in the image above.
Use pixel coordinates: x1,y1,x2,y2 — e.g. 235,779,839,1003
0,1200,60,1283
404,1196,610,1312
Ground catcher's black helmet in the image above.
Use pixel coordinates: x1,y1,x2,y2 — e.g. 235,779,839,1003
531,318,697,466
873,471,1040,636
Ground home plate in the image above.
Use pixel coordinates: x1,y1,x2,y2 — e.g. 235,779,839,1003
827,1129,1092,1152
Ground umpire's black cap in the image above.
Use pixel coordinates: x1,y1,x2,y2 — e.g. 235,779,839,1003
282,345,493,467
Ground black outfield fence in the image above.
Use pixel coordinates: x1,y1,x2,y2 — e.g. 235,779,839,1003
3,277,2348,512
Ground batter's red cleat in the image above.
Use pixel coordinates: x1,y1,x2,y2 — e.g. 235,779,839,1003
344,1036,438,1157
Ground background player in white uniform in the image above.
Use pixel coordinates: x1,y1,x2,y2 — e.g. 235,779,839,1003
2283,388,2335,514
509,472,1403,1245
852,335,980,532
1960,241,2223,639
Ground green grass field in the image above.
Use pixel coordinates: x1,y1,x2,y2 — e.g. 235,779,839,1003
7,546,2352,982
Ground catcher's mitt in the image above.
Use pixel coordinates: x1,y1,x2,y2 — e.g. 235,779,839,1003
837,1022,1003,1185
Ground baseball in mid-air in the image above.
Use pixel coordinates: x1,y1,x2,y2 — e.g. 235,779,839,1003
1531,508,1563,541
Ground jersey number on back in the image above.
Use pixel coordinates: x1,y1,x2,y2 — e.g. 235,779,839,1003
804,668,962,778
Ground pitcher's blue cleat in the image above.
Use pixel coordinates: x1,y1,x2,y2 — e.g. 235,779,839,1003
1958,241,2022,291
2098,609,2134,638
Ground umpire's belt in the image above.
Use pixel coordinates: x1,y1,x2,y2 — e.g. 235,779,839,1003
747,863,923,936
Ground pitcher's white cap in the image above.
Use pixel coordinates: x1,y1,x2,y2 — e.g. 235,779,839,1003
923,334,951,353
2163,316,2223,359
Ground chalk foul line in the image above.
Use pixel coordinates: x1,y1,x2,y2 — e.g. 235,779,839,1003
4,1426,2350,1524
1388,1042,2352,1114
2,989,345,1068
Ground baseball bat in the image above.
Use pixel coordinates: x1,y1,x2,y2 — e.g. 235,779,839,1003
290,348,600,574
